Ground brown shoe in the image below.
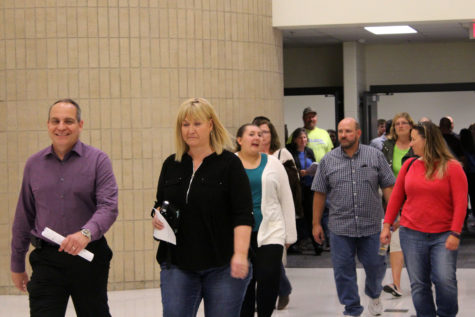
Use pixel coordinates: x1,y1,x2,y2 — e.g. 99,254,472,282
277,295,289,310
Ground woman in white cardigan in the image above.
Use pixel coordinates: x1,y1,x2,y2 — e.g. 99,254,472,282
251,116,302,310
236,123,297,317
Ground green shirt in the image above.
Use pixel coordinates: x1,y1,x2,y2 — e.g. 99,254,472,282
392,145,410,176
306,127,334,163
245,153,268,232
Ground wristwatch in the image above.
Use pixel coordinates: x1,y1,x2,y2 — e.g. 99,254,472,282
450,231,461,239
81,228,92,240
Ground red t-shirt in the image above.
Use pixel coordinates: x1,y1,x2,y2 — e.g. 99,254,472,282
384,158,468,233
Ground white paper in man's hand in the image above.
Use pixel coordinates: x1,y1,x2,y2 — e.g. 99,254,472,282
153,208,176,245
41,227,94,262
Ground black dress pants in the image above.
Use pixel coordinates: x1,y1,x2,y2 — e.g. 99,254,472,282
240,232,283,317
27,237,113,317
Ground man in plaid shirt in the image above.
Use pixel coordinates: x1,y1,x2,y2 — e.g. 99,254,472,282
312,118,395,317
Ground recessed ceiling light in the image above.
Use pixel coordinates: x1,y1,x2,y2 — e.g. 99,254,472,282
364,25,417,35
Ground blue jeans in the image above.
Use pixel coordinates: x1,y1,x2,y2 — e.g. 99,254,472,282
399,226,458,317
330,231,387,316
279,263,292,297
160,264,252,317
322,207,330,242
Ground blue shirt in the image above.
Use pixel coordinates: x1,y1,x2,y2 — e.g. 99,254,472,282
245,153,268,232
298,151,314,187
369,134,387,151
312,144,395,237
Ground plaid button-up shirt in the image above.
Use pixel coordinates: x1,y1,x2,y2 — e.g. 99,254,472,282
312,144,395,237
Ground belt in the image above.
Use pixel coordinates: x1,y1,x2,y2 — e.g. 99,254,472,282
30,235,57,249
30,235,106,249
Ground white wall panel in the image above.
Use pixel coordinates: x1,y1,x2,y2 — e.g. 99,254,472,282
284,95,336,135
378,91,475,133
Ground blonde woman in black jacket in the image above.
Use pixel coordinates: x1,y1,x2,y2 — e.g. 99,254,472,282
152,98,254,317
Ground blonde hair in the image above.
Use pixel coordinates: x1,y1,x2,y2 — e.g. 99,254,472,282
388,112,414,140
412,122,456,179
174,98,232,162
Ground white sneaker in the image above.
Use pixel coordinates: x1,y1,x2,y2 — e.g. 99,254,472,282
367,296,382,316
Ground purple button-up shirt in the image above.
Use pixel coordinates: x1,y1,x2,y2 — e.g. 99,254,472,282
11,141,118,272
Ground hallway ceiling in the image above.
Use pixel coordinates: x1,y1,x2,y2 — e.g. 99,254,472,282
282,22,474,47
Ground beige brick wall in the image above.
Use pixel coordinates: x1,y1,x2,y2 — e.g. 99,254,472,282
0,0,284,294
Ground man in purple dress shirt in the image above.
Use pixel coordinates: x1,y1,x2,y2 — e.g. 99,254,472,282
11,99,118,317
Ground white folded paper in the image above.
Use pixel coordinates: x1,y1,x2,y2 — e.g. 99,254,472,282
153,208,176,245
41,227,95,262
305,162,319,176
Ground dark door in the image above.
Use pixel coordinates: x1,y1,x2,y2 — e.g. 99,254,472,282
360,92,379,144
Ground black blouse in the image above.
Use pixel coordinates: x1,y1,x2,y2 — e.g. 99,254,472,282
154,150,253,271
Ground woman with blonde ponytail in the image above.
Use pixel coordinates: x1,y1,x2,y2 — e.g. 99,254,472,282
381,121,468,317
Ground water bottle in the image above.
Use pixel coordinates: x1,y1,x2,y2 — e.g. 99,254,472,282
160,201,170,219
378,243,389,256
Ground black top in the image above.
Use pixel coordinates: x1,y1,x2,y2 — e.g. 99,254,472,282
443,133,464,161
154,150,254,271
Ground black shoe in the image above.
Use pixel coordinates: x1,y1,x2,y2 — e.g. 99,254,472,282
277,295,289,310
287,244,301,254
383,283,402,297
313,245,323,256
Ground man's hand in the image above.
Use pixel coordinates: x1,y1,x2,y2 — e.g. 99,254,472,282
445,235,460,251
312,224,325,244
230,253,249,279
380,226,392,245
59,231,90,256
11,271,29,292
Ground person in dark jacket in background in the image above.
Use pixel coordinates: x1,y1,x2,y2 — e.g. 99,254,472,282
327,129,339,148
440,117,464,163
460,128,475,217
287,128,325,255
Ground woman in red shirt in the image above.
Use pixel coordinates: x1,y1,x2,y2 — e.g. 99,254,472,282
380,121,467,317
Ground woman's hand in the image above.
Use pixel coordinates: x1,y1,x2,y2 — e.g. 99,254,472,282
380,225,392,245
230,253,249,279
152,213,164,230
299,170,307,177
445,235,460,250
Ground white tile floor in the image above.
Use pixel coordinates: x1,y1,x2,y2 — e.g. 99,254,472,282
2,268,475,316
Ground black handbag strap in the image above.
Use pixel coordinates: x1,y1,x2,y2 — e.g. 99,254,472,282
406,157,418,173
402,157,418,204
